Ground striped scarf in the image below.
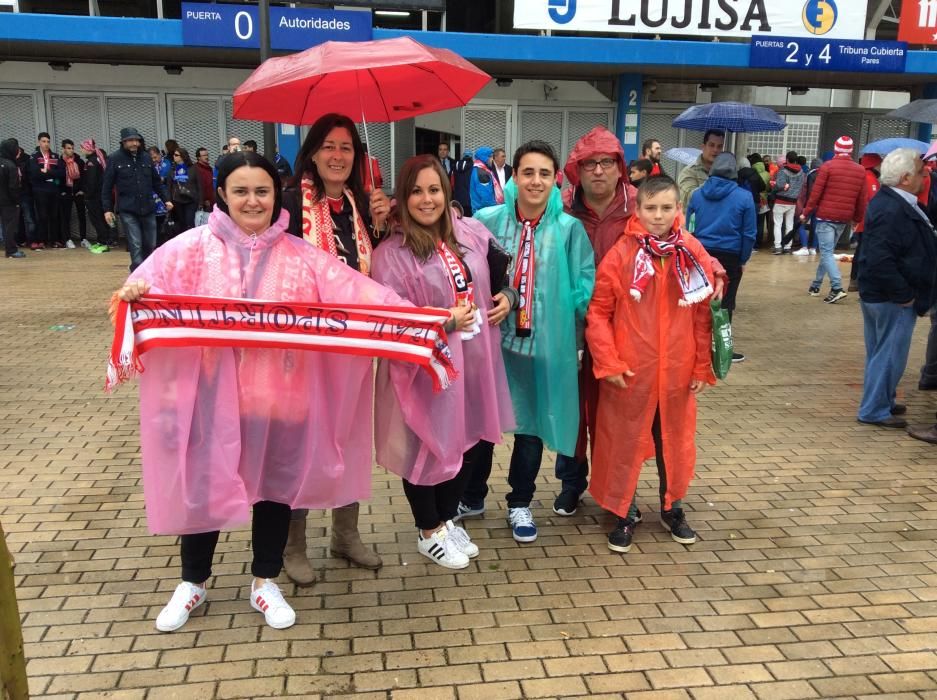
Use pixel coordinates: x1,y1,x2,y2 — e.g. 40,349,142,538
631,227,713,306
301,179,372,275
106,294,456,393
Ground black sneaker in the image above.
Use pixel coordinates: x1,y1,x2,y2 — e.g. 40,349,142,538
808,286,820,296
824,289,847,304
731,352,745,363
552,490,581,516
660,508,698,544
607,518,636,553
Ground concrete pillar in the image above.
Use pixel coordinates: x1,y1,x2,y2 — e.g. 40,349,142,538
616,74,642,163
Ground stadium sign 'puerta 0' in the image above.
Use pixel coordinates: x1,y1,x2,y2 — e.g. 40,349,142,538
181,2,372,51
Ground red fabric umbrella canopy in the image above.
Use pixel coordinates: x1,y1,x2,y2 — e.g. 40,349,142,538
233,36,491,125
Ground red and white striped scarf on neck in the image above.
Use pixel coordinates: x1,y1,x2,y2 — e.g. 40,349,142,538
106,294,456,392
631,227,713,306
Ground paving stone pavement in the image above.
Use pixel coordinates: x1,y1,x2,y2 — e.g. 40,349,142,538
3,246,937,700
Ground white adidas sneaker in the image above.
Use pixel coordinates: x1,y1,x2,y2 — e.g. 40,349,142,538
155,581,207,632
250,579,296,629
418,527,470,569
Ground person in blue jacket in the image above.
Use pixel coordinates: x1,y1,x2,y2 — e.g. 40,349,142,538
470,146,502,213
687,152,756,362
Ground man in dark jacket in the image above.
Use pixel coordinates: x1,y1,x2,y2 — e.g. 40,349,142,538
102,127,172,271
800,136,868,304
59,139,87,248
14,145,34,248
0,138,26,258
856,149,937,430
687,152,756,362
27,132,64,249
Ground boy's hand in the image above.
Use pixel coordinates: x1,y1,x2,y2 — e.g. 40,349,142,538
713,275,725,300
605,370,635,389
690,379,706,394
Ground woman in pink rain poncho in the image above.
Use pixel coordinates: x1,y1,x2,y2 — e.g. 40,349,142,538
372,155,515,570
115,152,417,633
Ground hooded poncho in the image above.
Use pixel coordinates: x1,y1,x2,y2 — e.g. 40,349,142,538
585,215,716,516
371,212,515,485
126,207,410,534
474,181,595,456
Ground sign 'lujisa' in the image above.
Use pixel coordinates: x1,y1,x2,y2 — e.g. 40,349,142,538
513,0,868,40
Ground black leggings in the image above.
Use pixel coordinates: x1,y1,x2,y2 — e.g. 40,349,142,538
403,441,486,530
180,500,291,583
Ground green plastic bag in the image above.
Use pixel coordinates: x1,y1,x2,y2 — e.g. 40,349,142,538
710,298,733,380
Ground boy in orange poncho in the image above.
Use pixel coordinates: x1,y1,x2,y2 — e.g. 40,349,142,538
585,176,716,554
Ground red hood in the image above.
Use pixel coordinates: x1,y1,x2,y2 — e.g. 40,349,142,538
563,126,627,189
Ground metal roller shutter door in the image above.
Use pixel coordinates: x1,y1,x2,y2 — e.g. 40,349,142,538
463,107,510,157
0,93,39,151
169,97,223,156
48,94,105,151
519,109,563,164
104,95,159,153
225,98,265,152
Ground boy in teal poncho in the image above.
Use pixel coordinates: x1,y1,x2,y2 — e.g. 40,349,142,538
455,141,595,543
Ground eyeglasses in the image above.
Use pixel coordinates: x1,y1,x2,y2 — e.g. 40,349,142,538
581,158,616,172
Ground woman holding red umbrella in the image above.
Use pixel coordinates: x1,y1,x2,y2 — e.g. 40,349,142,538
281,112,391,585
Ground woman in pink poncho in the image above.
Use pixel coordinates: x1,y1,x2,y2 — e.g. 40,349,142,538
372,155,516,570
115,152,410,633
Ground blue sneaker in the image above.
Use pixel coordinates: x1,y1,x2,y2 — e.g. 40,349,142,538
452,501,485,523
508,507,538,543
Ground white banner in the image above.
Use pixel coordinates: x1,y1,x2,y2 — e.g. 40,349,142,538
514,0,867,40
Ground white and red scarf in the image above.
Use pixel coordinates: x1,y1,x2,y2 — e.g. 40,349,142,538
63,155,80,188
474,160,505,204
437,241,481,340
106,294,457,392
631,228,713,306
512,209,542,337
301,178,372,275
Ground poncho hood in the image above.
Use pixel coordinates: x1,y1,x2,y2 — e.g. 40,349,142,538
207,206,290,250
563,126,626,189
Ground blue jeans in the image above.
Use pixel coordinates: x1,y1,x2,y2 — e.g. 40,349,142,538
857,301,918,423
460,434,543,509
507,434,543,508
811,220,846,291
555,454,588,495
120,212,158,271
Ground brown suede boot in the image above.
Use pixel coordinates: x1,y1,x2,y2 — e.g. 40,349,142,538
283,515,316,587
330,502,382,570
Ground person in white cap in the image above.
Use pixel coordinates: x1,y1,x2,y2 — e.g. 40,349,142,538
799,136,868,304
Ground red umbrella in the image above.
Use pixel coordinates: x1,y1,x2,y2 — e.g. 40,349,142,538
233,36,491,126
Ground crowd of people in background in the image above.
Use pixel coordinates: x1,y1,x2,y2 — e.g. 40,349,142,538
6,114,937,632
